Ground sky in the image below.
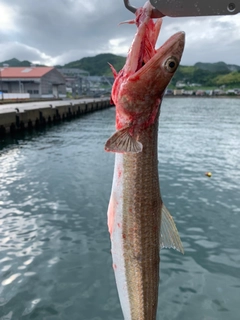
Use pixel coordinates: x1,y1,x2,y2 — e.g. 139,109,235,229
0,0,240,67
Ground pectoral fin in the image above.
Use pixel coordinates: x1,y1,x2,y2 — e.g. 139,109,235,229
105,127,142,153
160,204,184,254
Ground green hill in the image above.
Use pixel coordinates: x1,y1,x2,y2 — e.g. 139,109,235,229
171,62,240,88
214,72,240,86
194,61,236,73
62,53,126,76
0,58,45,67
171,66,215,86
1,56,240,88
0,58,31,67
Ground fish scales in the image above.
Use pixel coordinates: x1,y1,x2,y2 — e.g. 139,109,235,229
122,120,161,319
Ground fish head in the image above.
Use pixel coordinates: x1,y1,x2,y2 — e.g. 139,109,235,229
111,2,185,130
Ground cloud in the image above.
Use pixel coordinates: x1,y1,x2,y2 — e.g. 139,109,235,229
0,2,19,33
0,0,239,66
158,15,240,65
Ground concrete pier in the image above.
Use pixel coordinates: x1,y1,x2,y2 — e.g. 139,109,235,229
0,98,111,137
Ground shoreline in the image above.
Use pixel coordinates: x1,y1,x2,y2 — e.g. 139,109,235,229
0,98,111,138
164,95,240,99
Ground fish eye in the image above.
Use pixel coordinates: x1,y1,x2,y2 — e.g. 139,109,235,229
164,57,179,73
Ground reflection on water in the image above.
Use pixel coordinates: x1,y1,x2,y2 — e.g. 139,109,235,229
0,98,240,320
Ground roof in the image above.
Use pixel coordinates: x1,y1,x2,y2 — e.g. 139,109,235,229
59,68,89,75
0,67,54,78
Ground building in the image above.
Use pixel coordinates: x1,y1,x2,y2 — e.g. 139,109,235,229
58,68,89,96
0,65,66,98
176,81,186,88
164,89,173,95
183,90,194,96
173,89,184,96
58,68,89,78
57,68,113,96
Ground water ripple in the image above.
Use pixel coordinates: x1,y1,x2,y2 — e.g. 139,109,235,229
0,101,239,319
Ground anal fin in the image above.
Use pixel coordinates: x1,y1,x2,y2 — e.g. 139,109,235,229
105,127,142,153
160,204,184,254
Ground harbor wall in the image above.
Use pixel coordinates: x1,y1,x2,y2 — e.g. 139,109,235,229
0,98,111,137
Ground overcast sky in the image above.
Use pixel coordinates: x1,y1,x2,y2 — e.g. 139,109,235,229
0,0,240,67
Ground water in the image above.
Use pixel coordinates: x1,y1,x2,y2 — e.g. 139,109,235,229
0,97,240,320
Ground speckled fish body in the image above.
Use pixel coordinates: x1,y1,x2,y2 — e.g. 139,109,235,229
105,2,185,319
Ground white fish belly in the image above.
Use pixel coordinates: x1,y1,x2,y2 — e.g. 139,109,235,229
107,153,131,320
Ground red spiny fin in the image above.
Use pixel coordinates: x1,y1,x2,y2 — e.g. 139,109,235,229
108,63,118,79
119,19,136,25
105,127,142,153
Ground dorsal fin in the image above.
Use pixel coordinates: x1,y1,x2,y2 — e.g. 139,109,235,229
108,63,118,79
119,19,136,25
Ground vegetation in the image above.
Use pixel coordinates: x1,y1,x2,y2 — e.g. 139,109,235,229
214,72,240,86
0,58,30,67
1,56,240,89
62,53,126,76
170,62,240,88
194,61,240,73
0,58,44,67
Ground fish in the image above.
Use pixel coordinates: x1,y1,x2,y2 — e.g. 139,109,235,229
105,1,185,319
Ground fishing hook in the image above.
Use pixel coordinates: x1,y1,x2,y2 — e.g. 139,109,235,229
123,0,165,18
123,0,137,14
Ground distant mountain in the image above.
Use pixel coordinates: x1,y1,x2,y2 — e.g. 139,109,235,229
0,58,46,67
1,56,240,88
214,72,240,86
172,62,240,87
194,61,240,73
61,53,126,76
0,58,32,67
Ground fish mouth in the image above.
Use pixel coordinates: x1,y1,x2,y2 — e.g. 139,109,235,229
124,13,185,80
135,31,186,77
111,7,185,107
132,31,184,79
118,28,185,105
124,16,162,76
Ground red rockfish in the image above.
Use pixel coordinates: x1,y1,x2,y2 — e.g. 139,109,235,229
105,2,185,319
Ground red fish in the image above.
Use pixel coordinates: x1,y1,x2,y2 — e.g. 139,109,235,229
105,2,185,319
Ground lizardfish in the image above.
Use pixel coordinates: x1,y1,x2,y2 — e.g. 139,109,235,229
105,1,185,319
